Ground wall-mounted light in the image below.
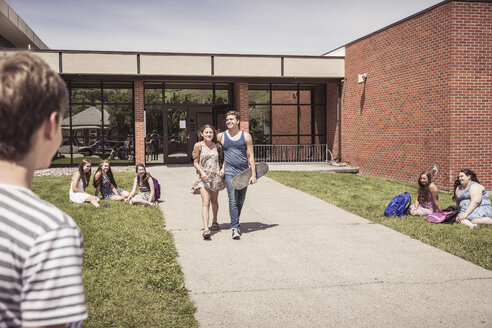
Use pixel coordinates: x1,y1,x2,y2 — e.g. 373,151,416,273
358,73,368,83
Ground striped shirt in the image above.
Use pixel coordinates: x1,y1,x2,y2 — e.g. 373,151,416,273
0,183,87,328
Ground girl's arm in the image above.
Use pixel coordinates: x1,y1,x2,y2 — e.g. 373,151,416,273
72,172,86,194
413,192,419,208
457,184,483,221
148,176,155,202
125,177,138,203
94,172,101,197
429,183,441,211
193,143,207,180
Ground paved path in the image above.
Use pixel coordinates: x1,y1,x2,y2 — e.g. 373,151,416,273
152,165,492,328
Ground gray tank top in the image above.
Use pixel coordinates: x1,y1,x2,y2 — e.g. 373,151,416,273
223,131,249,176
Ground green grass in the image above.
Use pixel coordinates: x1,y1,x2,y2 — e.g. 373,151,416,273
32,173,197,328
267,171,492,270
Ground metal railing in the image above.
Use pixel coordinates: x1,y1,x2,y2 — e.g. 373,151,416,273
254,144,332,163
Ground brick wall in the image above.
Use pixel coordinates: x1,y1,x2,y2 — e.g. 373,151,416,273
342,0,491,190
133,80,145,164
449,1,492,188
234,83,249,131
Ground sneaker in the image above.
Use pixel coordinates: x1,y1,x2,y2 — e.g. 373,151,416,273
232,229,241,240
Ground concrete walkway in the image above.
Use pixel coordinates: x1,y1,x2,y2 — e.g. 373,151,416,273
152,165,492,328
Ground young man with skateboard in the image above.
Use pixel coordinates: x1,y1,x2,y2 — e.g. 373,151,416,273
0,53,87,327
218,111,256,239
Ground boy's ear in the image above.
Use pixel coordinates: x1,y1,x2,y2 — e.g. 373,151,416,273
43,112,60,140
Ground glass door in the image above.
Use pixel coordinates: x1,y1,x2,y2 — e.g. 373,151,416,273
164,106,190,164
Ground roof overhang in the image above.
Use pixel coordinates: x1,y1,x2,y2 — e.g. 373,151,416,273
0,0,48,49
1,49,344,79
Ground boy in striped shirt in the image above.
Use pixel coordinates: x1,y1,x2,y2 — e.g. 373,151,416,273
0,53,87,327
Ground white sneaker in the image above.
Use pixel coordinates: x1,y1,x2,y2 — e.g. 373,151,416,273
232,229,241,239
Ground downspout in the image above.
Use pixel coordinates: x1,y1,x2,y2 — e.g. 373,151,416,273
336,79,343,161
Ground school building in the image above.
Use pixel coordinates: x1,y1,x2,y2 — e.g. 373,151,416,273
1,0,490,190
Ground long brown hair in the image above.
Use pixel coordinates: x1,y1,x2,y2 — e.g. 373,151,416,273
78,159,91,189
93,160,117,189
417,171,432,204
136,163,150,185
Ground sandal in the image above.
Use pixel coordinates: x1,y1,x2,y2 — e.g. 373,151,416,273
211,221,219,231
202,229,211,239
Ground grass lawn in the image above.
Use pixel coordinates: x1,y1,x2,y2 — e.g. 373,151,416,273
267,171,492,270
32,173,197,328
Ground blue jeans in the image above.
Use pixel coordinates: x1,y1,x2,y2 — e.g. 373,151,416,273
225,175,247,230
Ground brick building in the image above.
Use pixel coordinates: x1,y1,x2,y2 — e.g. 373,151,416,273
333,0,491,190
1,0,489,189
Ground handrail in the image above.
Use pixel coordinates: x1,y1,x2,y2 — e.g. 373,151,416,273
253,144,332,163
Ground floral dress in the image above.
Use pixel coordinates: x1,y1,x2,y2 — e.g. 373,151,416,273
191,143,225,194
409,192,438,216
457,182,492,219
101,175,124,199
137,176,153,201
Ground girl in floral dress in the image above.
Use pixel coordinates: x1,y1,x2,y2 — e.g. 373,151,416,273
93,160,130,201
191,125,225,239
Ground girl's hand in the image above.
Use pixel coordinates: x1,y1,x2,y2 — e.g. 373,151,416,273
456,213,467,222
219,167,225,178
200,170,208,181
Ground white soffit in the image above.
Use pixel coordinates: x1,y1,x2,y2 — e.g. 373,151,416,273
284,57,344,78
214,56,280,77
63,53,137,74
33,52,59,72
140,55,210,75
0,51,58,70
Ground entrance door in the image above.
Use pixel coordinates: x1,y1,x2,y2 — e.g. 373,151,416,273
164,106,190,164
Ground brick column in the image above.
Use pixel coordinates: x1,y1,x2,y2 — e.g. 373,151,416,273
134,80,145,165
234,82,249,132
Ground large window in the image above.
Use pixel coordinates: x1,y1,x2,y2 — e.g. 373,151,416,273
248,84,326,145
144,82,232,163
55,81,134,166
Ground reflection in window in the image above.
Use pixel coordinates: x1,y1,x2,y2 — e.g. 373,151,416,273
249,84,326,146
56,81,134,165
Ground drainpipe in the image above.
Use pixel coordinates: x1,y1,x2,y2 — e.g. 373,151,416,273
337,79,343,161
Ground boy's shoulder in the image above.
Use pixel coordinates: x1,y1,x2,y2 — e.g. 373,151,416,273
0,183,78,233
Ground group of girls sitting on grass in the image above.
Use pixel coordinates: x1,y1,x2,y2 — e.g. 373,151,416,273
409,169,492,229
70,160,158,207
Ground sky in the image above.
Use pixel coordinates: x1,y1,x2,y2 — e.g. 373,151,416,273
7,0,444,56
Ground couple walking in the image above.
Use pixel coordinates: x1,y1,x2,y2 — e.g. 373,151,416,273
191,111,256,240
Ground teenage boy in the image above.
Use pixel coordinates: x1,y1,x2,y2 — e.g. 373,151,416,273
0,53,87,327
218,111,256,239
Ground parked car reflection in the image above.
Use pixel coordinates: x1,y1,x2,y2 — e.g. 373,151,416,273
78,141,126,158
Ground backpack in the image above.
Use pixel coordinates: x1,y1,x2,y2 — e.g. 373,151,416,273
138,175,161,200
384,192,411,216
426,206,459,224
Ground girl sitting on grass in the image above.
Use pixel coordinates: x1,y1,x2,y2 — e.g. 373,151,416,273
409,171,440,216
93,160,130,201
70,159,102,207
453,169,492,229
125,163,157,206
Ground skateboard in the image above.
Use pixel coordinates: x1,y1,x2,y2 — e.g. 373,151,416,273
231,162,269,190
